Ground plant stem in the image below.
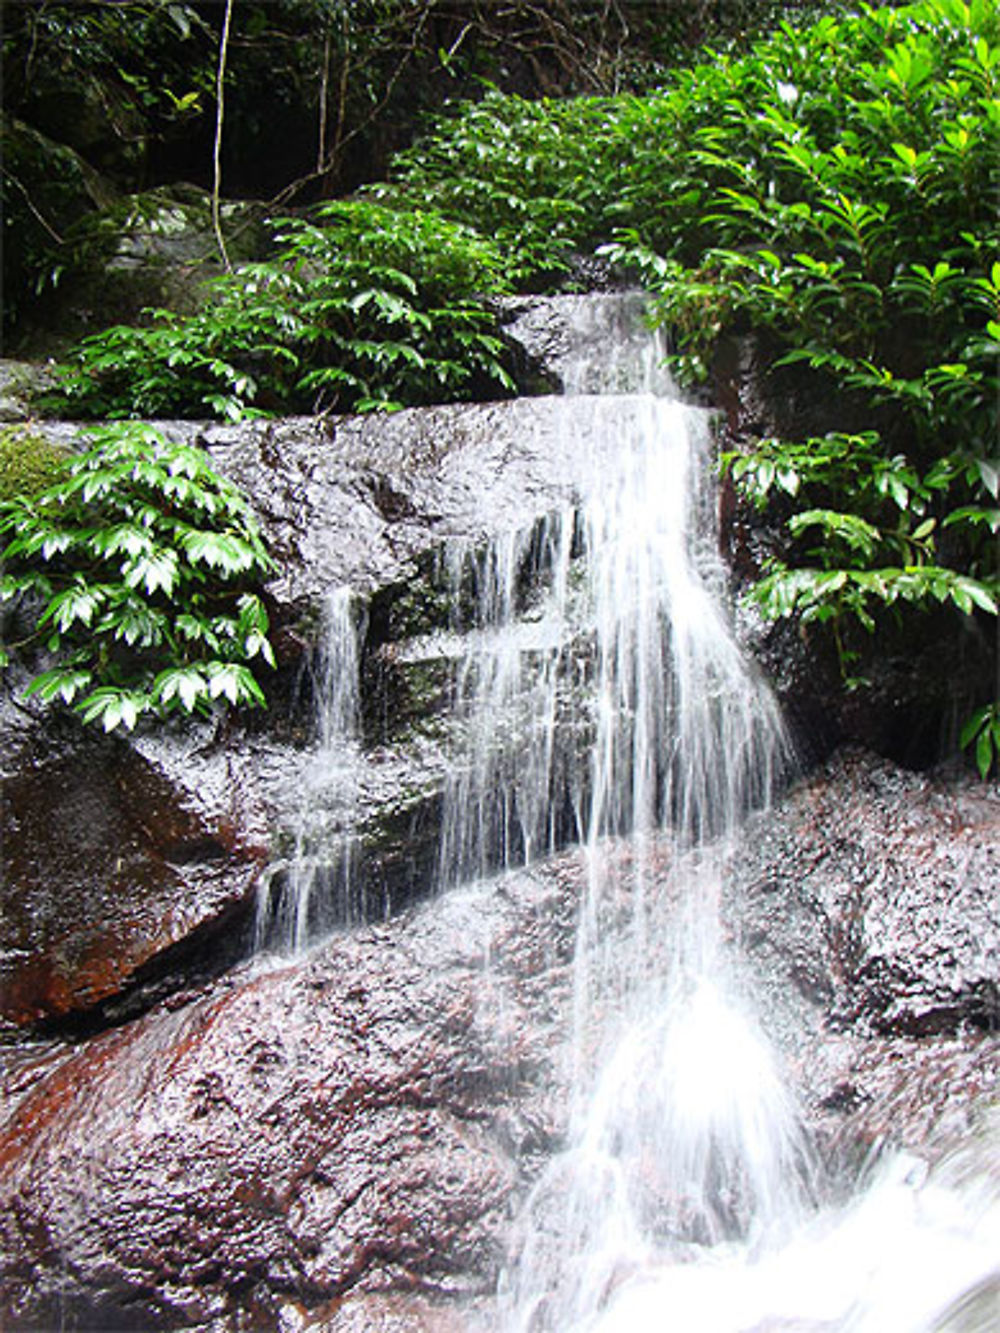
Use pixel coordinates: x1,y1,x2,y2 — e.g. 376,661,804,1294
212,0,235,275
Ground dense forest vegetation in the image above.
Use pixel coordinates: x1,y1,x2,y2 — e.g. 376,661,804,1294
1,0,997,772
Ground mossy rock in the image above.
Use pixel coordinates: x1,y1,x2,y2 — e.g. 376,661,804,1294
11,184,269,358
0,362,60,425
0,423,68,502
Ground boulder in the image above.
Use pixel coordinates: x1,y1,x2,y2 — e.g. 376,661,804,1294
10,185,268,359
0,714,268,1029
2,386,680,1028
0,862,576,1331
723,748,1000,1160
1,750,998,1330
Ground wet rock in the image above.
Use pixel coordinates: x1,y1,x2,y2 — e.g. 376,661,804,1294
729,749,1000,1039
0,865,577,1331
0,718,267,1029
29,395,608,628
724,748,1000,1159
500,292,662,395
278,1291,487,1331
1,751,997,1329
0,360,59,422
2,386,634,1027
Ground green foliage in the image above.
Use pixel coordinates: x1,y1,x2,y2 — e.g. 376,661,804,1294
12,1,997,762
47,200,515,419
381,92,604,288
961,702,1000,778
589,0,998,762
0,427,69,505
0,422,275,729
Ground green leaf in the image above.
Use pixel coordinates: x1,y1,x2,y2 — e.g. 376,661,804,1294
76,687,148,733
153,666,208,713
952,577,998,615
123,549,179,597
960,705,990,749
24,666,94,706
39,583,108,632
179,529,256,574
976,726,993,779
205,661,266,707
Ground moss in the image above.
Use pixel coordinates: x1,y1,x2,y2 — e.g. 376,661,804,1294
0,426,68,503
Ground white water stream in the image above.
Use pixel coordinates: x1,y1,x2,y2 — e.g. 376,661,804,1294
431,300,998,1332
256,586,367,949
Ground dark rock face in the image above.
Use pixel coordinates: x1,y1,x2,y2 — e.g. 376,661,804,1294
1,752,997,1331
0,716,268,1029
729,749,1000,1042
0,360,59,422
8,185,267,359
0,864,577,1331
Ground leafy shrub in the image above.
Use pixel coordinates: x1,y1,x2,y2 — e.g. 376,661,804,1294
22,0,997,766
0,422,275,731
48,201,515,420
594,0,999,771
380,91,606,288
389,0,999,773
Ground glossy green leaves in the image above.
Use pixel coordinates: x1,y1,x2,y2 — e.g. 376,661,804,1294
1,422,275,731
48,201,515,421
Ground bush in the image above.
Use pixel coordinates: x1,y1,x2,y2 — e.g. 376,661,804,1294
597,0,999,771
0,422,275,731
48,200,515,420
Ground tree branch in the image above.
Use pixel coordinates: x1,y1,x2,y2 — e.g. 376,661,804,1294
212,0,235,273
265,1,435,212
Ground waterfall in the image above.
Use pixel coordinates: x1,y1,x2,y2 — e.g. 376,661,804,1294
255,586,367,950
416,295,817,1328
249,296,996,1332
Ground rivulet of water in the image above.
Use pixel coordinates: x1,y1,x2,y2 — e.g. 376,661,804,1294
255,586,367,951
455,316,816,1330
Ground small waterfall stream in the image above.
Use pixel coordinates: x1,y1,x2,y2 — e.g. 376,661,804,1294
433,306,817,1329
256,586,368,949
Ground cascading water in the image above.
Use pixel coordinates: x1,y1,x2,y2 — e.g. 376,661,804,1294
251,295,998,1331
420,299,817,1329
471,301,1000,1332
255,586,367,950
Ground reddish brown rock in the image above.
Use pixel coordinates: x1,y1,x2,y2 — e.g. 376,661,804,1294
1,753,998,1331
0,726,267,1027
0,866,575,1331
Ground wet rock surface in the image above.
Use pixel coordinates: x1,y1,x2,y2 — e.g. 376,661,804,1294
0,863,578,1332
729,749,1000,1039
0,360,59,421
1,750,997,1331
724,748,1000,1162
4,384,693,1029
0,711,268,1029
